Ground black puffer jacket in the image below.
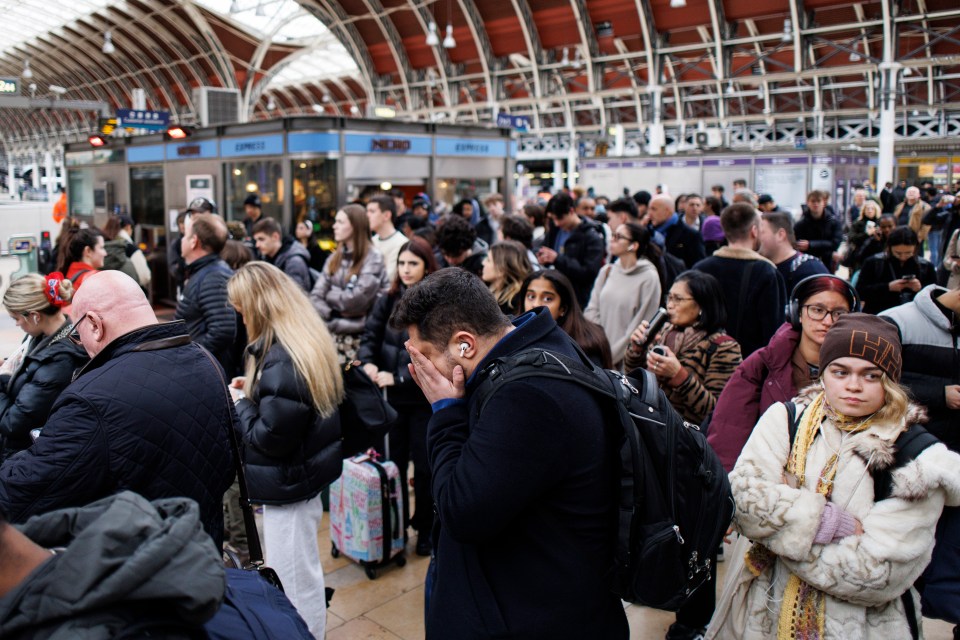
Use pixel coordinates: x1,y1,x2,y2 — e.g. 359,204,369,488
270,237,312,292
534,218,605,307
793,211,844,270
357,290,428,407
175,253,239,374
0,321,235,547
234,341,342,504
0,321,88,456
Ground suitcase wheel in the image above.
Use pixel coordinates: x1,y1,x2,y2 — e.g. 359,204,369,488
395,554,406,568
364,565,377,580
330,543,340,559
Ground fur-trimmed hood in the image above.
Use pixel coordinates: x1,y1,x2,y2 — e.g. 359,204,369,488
792,384,960,506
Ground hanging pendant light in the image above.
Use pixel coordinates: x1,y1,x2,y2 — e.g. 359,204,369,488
22,59,33,79
443,23,456,49
426,21,440,46
102,30,116,54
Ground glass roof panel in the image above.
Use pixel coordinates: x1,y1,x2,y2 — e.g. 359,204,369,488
0,0,113,56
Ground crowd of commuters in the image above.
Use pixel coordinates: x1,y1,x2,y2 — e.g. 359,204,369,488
1,175,959,640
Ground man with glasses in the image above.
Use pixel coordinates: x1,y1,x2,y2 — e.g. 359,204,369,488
534,193,605,307
0,271,235,548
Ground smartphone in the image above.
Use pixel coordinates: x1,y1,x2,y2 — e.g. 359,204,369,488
903,274,917,281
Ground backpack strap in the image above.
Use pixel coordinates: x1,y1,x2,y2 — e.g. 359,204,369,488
69,269,91,284
873,424,939,501
784,401,798,445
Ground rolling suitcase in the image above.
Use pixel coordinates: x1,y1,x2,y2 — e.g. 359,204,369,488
329,450,406,579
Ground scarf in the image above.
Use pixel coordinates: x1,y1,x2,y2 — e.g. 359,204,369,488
745,392,874,640
661,325,708,359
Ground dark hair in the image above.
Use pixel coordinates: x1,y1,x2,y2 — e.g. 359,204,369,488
452,199,475,218
517,270,613,369
545,193,575,218
887,225,919,248
711,184,725,194
608,197,639,220
632,190,652,207
623,222,665,290
672,271,727,335
413,226,438,248
500,214,534,249
328,204,372,277
102,215,122,241
369,195,396,219
389,237,438,296
437,215,476,257
704,196,723,216
57,227,103,273
189,213,228,254
221,239,253,270
720,203,759,242
674,194,686,213
522,203,545,228
251,217,282,237
761,210,796,245
806,190,827,203
389,267,511,349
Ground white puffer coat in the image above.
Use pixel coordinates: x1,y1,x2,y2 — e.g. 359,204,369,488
708,389,960,640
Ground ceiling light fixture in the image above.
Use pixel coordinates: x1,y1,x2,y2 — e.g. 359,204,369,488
426,21,439,46
102,30,115,54
849,40,861,62
670,0,686,7
266,97,277,110
443,23,456,49
22,59,32,79
561,47,570,66
782,19,792,43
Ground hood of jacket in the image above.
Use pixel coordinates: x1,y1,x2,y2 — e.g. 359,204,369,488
274,236,310,266
711,245,776,267
0,492,224,636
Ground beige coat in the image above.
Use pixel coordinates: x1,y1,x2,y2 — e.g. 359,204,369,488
708,392,960,640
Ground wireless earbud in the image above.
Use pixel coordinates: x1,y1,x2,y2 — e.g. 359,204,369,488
459,342,469,357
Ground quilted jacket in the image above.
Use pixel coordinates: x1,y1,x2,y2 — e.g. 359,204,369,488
234,341,341,505
0,321,236,547
310,247,387,336
269,237,312,292
0,321,88,456
175,253,239,374
357,289,428,407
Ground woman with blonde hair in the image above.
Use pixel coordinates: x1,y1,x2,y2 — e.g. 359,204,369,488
844,199,883,274
481,239,533,315
310,203,387,364
227,261,344,639
0,273,87,459
708,313,960,640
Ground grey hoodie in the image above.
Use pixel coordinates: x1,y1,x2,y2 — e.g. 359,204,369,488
0,491,224,640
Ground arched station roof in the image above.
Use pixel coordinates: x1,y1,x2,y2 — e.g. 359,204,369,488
1,0,959,148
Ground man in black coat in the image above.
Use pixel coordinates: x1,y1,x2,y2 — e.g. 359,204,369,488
693,203,787,358
794,190,844,272
392,269,627,639
535,193,605,307
0,272,235,547
648,195,706,269
176,212,240,375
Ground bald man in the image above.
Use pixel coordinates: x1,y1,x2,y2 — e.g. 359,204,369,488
647,194,706,268
0,271,235,547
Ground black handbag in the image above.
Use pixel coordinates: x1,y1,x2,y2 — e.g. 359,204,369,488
198,345,284,592
340,361,399,457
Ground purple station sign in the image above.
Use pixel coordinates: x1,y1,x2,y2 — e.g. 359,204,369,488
702,158,752,167
755,156,808,166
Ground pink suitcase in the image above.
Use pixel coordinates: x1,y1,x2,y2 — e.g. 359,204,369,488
329,452,406,579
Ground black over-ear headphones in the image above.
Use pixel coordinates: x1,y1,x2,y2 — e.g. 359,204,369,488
786,274,861,329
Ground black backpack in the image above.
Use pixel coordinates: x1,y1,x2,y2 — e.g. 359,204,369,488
473,348,734,611
784,401,938,640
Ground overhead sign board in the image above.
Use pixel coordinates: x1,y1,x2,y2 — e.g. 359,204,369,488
496,112,530,132
117,109,170,131
0,77,18,95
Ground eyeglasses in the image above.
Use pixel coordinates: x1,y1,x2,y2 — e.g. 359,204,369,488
802,305,849,322
666,294,694,304
67,313,89,346
613,233,633,242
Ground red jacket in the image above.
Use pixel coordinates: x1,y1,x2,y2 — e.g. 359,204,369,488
706,322,800,472
66,262,98,289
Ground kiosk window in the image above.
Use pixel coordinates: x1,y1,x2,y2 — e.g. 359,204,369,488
293,159,337,237
130,165,165,226
225,160,283,223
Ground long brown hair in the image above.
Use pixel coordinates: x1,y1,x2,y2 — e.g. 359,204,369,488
388,237,438,296
487,240,532,308
327,204,372,278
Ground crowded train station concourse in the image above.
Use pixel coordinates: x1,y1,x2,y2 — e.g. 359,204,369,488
0,0,959,638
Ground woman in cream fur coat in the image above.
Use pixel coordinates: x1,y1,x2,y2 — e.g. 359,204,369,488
708,313,960,640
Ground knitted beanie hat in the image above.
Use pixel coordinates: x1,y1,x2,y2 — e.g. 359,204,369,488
819,313,902,382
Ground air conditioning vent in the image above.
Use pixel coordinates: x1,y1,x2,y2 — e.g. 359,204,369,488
193,87,242,127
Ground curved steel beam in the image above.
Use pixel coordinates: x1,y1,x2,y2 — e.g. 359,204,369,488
357,0,412,109
298,0,375,103
407,0,454,110
456,0,495,107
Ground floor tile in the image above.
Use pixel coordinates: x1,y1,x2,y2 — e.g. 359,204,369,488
364,585,426,640
326,617,403,640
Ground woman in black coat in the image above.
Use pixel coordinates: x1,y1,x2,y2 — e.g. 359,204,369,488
227,262,344,640
0,273,88,459
358,237,438,556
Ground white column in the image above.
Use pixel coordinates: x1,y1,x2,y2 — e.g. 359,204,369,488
32,152,40,189
648,85,665,156
567,133,577,189
877,62,899,188
44,151,54,198
553,158,563,191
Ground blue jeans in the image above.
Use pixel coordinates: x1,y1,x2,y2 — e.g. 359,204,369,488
929,229,943,266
